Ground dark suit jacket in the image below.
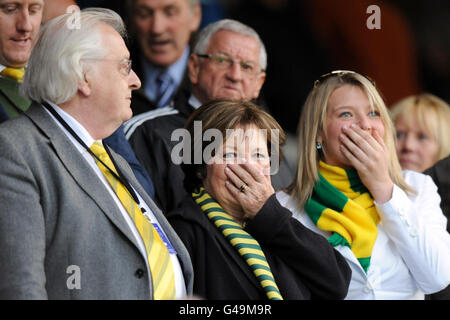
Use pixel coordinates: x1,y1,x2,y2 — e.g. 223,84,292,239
0,101,8,124
424,156,450,300
425,156,450,226
0,103,193,299
167,193,351,300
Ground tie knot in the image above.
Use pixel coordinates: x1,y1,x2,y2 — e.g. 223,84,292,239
90,141,119,175
156,71,171,85
89,141,108,160
155,71,172,107
1,67,25,82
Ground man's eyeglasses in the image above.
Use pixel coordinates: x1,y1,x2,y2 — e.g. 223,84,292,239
196,53,264,76
83,58,132,76
119,59,132,76
313,70,376,88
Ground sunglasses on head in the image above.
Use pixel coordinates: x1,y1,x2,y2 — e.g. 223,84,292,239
313,70,376,88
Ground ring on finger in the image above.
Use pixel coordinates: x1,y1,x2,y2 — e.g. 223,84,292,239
239,183,248,193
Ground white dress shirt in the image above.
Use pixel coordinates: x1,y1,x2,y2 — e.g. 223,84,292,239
277,170,450,299
44,102,186,299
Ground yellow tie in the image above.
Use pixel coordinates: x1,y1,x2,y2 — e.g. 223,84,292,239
90,141,176,299
1,67,25,82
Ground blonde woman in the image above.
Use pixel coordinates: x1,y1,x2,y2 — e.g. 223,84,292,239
277,70,450,299
390,93,450,172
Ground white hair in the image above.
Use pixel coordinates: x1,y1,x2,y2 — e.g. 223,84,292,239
192,19,268,71
21,8,126,104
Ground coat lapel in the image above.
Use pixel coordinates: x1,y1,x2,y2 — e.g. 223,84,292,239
25,103,141,250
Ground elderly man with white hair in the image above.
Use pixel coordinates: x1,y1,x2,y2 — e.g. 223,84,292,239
0,8,193,300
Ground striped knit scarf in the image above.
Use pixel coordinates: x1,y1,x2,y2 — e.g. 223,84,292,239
192,187,283,300
305,161,379,273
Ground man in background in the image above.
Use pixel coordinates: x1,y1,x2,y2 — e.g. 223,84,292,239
125,19,293,213
129,0,201,114
0,0,43,122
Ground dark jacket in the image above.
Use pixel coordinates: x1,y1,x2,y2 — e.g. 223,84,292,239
0,101,9,124
128,88,193,212
424,155,450,300
167,193,352,300
425,156,450,226
128,88,295,213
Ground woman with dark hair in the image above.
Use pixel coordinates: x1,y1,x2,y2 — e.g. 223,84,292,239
166,98,351,300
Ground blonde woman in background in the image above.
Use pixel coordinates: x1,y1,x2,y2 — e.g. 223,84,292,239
390,94,450,172
277,70,450,299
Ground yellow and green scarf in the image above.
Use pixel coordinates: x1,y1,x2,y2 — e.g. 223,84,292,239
193,187,283,300
305,161,379,272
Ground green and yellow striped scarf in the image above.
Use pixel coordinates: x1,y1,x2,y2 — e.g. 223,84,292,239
305,161,379,272
193,187,283,300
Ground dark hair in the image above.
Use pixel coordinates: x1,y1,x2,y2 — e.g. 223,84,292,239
181,99,286,192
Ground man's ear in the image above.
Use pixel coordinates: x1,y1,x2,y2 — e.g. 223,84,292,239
189,2,202,33
252,71,266,99
78,71,92,97
188,54,200,85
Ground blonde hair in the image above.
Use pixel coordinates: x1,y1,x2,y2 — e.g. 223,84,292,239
287,71,414,210
390,93,450,161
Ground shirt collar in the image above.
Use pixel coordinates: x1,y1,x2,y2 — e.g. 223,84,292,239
143,45,190,87
0,63,28,72
188,94,202,109
44,100,97,150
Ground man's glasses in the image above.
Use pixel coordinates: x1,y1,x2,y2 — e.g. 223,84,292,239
196,53,264,76
119,59,132,76
313,70,376,88
83,58,132,76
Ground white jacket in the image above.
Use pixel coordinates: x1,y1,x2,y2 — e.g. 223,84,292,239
277,170,450,300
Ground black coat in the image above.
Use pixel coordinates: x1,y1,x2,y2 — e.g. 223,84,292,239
128,88,194,212
425,156,450,227
424,155,450,300
167,193,352,300
0,102,9,124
